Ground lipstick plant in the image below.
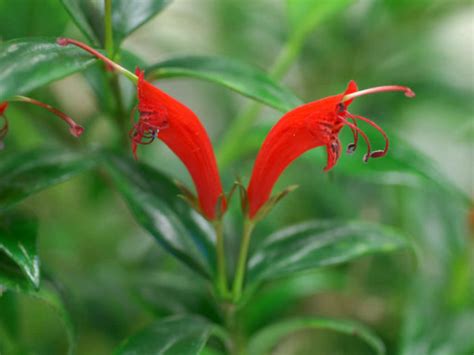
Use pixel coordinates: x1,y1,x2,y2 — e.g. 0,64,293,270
0,1,472,355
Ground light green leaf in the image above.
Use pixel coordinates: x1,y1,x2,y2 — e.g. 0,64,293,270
0,38,96,102
104,154,215,279
248,220,409,284
0,149,99,212
114,315,214,355
0,211,39,290
147,55,302,112
247,317,385,355
61,0,171,47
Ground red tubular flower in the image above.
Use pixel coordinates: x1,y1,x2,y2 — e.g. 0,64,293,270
132,69,226,220
57,38,226,220
246,81,415,219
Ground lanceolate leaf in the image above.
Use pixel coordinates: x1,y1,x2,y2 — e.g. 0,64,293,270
104,155,215,279
61,0,171,47
0,149,99,212
247,220,409,284
146,55,302,112
0,38,96,102
114,315,215,355
247,317,385,355
0,211,39,290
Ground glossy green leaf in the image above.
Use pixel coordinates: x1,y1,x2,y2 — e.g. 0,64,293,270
0,38,96,102
0,149,99,211
287,0,352,42
147,55,302,112
104,154,215,279
248,220,409,284
114,315,214,355
61,0,171,47
247,317,385,355
0,211,39,290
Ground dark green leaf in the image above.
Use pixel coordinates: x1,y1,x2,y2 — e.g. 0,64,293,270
147,55,302,112
248,220,409,284
287,0,352,42
0,211,39,289
0,0,68,41
114,315,214,355
104,154,215,279
0,38,96,102
0,149,99,211
61,0,171,47
247,317,385,355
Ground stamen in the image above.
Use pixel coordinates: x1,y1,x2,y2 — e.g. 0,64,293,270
11,96,83,137
341,116,359,154
342,85,415,103
347,113,389,158
57,38,138,84
339,117,372,162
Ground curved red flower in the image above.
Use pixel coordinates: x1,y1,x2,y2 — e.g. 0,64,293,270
130,69,226,220
246,81,414,219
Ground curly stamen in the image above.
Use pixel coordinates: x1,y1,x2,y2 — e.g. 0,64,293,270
341,85,415,103
347,113,389,158
339,116,372,162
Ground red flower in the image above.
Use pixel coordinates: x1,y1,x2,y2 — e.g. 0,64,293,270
0,102,8,142
57,38,226,220
131,69,226,220
246,81,414,219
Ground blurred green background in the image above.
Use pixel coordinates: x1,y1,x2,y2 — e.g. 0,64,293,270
0,0,472,354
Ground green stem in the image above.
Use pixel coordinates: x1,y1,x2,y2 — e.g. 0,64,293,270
217,37,304,168
214,220,229,298
104,0,113,57
232,220,255,302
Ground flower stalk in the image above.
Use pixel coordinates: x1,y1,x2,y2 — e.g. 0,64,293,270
232,219,255,302
213,220,229,298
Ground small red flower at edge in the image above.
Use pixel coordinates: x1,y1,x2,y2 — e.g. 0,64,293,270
131,69,226,220
246,81,415,219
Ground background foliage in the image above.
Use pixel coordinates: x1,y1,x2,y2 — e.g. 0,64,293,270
0,0,472,354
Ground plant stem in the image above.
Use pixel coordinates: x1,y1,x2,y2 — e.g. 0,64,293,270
214,220,229,298
104,0,113,57
232,219,255,302
217,37,304,169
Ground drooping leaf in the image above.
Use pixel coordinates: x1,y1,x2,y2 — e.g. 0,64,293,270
0,211,39,290
0,149,99,211
114,315,215,355
247,317,385,355
104,154,215,279
247,220,409,284
0,38,96,102
146,55,302,112
61,0,171,48
287,0,352,42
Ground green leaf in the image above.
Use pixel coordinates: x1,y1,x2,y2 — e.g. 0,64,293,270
147,55,302,112
26,279,76,355
0,0,68,41
0,149,99,212
104,154,215,279
247,220,409,284
0,38,96,102
287,0,352,42
61,0,171,47
0,211,39,290
247,317,385,355
114,315,214,355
